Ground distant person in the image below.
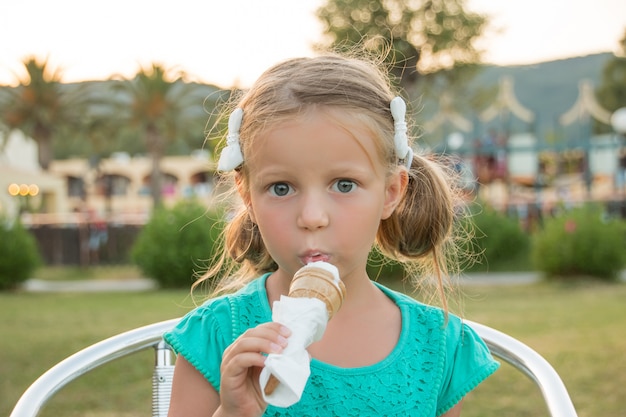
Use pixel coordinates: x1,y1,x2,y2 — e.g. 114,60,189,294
164,53,499,417
87,209,107,264
618,152,626,196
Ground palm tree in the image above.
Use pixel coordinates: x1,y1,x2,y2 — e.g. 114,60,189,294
0,57,89,170
112,64,208,208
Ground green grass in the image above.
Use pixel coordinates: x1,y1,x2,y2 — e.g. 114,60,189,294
2,282,625,417
459,282,626,417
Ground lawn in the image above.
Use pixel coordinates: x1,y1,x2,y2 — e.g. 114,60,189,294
2,280,625,417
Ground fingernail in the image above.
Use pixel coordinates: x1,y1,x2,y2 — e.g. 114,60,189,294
279,325,291,337
270,343,283,353
277,335,288,347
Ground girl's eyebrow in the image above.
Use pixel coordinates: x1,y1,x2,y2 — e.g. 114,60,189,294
254,166,291,178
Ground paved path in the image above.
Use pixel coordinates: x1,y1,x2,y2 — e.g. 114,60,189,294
20,270,624,293
22,278,157,293
456,271,541,286
21,272,541,293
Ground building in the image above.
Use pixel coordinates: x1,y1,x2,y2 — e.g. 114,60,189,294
47,151,218,224
1,128,219,224
0,130,68,219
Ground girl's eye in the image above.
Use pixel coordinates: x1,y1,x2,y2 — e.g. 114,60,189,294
269,182,293,197
332,179,356,193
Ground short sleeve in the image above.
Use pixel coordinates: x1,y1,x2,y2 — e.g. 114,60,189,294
163,297,235,392
436,316,500,415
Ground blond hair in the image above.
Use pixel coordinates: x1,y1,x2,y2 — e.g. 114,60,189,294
196,53,465,308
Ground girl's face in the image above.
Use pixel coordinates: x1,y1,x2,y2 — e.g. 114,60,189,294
240,108,406,284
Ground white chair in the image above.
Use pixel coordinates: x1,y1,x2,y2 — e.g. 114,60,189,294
10,318,578,417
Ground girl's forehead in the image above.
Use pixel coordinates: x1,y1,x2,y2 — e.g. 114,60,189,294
249,108,388,171
257,107,384,147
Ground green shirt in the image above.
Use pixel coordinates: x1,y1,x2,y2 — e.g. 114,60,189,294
164,274,499,416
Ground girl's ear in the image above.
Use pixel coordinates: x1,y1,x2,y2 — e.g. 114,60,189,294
381,168,408,220
235,172,256,223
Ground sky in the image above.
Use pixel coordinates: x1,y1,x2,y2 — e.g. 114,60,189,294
0,0,625,88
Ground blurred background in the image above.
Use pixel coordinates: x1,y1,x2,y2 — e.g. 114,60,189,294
1,0,625,277
1,0,625,272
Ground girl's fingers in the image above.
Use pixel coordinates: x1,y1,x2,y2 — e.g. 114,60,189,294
227,323,290,354
221,323,291,369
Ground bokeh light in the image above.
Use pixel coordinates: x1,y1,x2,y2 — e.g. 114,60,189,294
8,183,39,197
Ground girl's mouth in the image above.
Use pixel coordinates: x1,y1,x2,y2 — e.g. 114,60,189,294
300,252,329,265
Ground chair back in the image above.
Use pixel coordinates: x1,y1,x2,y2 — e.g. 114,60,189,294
10,318,578,417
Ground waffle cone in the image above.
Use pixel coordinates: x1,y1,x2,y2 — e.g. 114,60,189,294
288,266,346,319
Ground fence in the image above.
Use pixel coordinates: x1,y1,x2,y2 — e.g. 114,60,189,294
27,223,142,266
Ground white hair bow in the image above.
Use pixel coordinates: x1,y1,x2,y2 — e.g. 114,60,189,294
390,97,413,170
217,108,244,171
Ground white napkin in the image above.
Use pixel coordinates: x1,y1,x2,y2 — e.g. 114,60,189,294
259,295,328,407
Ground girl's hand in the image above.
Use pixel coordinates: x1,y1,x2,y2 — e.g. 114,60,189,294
217,322,291,417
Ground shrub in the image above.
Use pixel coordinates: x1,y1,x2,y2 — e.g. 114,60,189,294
532,205,625,280
367,248,404,282
462,203,531,272
131,201,225,288
0,217,42,291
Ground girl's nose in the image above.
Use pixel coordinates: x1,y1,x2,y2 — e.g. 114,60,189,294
296,194,330,230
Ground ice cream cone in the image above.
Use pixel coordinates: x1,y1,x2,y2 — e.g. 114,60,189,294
264,261,345,396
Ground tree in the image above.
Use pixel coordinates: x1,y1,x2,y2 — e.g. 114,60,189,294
315,0,488,89
0,57,90,169
111,64,207,208
596,28,626,120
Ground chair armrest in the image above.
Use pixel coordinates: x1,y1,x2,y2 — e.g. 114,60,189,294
10,318,180,417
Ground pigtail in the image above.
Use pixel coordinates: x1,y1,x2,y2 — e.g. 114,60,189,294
377,152,455,264
377,152,461,314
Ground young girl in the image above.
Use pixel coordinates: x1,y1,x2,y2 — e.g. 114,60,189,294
164,54,499,417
